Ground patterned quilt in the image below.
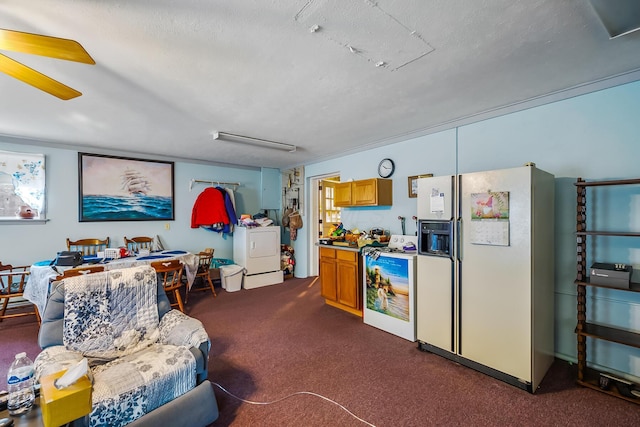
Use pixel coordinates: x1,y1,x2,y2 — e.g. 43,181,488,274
34,265,210,427
62,266,160,361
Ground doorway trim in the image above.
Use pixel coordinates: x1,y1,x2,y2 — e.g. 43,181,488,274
307,171,341,277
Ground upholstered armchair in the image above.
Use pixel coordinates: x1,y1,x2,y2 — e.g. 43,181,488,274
34,265,218,427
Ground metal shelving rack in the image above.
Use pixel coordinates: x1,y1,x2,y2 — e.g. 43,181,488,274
575,177,640,404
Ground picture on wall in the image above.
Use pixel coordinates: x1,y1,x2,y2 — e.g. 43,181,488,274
407,174,433,198
79,152,174,222
0,150,45,220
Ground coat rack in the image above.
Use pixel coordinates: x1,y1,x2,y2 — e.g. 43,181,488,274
189,178,241,191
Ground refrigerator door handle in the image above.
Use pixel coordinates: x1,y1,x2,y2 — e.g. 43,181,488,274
456,217,462,262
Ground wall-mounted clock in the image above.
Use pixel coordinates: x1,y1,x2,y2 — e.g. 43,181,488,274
378,158,395,178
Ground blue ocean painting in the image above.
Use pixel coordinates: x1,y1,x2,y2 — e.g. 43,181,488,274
82,194,172,220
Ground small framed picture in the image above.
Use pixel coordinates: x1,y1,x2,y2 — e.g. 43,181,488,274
408,174,433,198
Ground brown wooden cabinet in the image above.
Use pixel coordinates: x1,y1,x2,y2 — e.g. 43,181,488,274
334,182,352,207
319,246,362,316
333,178,392,207
319,247,337,301
575,177,640,404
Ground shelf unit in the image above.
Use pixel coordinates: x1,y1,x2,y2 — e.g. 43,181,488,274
575,177,640,404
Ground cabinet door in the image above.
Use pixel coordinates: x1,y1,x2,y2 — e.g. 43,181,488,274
337,260,358,308
336,250,359,309
353,179,377,205
334,182,352,207
320,258,337,301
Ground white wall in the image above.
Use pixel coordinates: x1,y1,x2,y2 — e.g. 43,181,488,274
0,139,262,265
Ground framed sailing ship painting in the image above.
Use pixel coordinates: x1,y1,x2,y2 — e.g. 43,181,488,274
78,153,174,222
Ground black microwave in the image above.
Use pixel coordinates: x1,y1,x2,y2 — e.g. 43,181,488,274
418,219,453,257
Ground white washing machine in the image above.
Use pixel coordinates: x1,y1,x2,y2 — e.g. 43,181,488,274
362,235,418,341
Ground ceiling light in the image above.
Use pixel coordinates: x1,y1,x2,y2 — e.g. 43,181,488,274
212,132,297,153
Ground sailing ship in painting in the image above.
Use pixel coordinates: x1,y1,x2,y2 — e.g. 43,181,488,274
121,168,151,196
80,156,173,221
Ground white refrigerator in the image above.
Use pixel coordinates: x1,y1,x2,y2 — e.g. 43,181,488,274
415,165,555,392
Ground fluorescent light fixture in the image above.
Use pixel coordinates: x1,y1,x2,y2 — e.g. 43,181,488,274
212,131,297,153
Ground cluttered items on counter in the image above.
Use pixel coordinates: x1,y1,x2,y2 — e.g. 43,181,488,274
319,224,390,248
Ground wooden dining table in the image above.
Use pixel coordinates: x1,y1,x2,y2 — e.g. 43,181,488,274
24,250,199,315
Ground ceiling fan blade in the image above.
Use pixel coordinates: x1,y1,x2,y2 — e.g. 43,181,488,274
0,53,81,100
0,28,95,64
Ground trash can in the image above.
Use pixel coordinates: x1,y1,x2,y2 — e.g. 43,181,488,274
211,258,235,268
220,264,245,292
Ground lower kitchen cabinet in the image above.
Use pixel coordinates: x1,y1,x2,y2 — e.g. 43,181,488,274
319,246,362,316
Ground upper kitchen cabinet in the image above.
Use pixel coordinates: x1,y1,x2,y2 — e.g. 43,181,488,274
334,178,393,207
353,178,392,206
334,182,353,206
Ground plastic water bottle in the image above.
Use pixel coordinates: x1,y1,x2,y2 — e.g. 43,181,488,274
6,352,35,415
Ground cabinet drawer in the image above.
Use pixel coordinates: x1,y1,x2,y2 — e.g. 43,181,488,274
320,247,336,258
336,250,357,262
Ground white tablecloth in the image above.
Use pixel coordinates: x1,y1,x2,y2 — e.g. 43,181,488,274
25,251,198,315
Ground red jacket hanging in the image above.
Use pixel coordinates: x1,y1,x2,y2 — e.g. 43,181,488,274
191,187,230,228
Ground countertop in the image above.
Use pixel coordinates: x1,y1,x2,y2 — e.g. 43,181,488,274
316,242,361,252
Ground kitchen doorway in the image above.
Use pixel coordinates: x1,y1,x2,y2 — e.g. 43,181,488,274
307,173,341,277
320,177,341,238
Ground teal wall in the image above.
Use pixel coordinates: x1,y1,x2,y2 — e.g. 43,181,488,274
0,139,262,264
300,79,640,381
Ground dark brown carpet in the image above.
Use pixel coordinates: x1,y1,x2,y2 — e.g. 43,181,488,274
3,277,640,426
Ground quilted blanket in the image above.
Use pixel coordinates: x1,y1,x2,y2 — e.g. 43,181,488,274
62,265,160,361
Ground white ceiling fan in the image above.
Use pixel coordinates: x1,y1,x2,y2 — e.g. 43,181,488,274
0,28,94,100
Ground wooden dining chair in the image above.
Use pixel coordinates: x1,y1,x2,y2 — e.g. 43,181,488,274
0,263,40,323
186,249,217,302
124,236,154,253
66,237,110,256
151,259,186,313
55,265,105,281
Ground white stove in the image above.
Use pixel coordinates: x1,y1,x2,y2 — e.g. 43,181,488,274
387,234,418,253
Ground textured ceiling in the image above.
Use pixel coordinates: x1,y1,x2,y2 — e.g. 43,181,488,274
1,0,640,169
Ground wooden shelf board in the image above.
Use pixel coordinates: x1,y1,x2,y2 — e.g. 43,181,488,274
577,367,640,405
575,178,640,187
577,379,640,404
575,279,640,293
576,231,640,237
576,322,640,349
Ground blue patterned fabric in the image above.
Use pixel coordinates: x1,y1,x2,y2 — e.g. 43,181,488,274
135,255,171,261
62,266,159,361
34,265,208,427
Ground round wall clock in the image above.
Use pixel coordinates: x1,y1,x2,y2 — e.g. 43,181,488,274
378,158,395,178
